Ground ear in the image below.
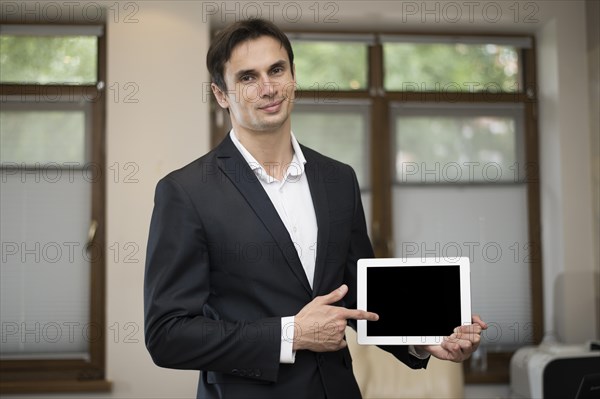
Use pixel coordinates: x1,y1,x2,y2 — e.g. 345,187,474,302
211,83,229,110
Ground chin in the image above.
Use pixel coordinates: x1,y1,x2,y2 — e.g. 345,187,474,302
256,116,289,130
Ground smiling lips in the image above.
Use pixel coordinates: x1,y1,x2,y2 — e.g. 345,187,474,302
259,99,284,113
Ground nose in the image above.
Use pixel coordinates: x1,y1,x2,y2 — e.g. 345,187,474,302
258,75,277,98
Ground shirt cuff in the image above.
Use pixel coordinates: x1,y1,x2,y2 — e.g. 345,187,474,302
408,345,431,360
280,316,296,364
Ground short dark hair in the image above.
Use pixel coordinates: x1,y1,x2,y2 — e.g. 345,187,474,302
206,18,294,91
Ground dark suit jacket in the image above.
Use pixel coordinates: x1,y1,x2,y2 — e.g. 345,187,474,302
144,134,428,399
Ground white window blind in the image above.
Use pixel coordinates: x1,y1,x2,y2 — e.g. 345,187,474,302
1,171,91,359
1,99,93,360
393,185,533,350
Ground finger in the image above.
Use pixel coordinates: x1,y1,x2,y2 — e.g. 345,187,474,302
449,331,478,345
471,314,488,329
340,308,379,321
447,331,481,350
454,324,482,334
315,284,348,305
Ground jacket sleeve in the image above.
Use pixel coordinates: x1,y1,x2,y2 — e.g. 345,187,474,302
342,166,429,370
143,176,281,382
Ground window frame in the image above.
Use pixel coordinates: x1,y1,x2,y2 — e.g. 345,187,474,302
0,23,110,394
209,29,542,385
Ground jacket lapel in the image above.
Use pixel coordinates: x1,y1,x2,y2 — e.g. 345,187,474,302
303,148,330,298
215,136,313,295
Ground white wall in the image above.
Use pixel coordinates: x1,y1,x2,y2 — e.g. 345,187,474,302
536,2,597,345
1,1,597,398
104,2,209,397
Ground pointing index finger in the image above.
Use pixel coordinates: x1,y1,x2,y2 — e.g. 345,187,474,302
340,308,379,321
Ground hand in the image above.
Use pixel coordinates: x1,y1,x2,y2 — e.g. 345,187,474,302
418,314,488,362
293,284,379,352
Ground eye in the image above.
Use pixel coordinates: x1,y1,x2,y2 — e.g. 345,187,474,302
240,74,254,83
271,66,284,75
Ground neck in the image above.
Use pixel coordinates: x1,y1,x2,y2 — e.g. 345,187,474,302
233,126,294,181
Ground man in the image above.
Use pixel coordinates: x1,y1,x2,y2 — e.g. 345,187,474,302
144,18,487,399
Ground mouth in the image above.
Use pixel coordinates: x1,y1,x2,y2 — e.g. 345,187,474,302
258,99,284,113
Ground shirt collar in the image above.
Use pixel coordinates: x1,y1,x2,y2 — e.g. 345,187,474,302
229,129,307,183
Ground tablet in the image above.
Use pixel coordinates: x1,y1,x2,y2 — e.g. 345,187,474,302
357,257,471,345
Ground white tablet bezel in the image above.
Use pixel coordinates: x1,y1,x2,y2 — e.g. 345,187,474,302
357,256,472,345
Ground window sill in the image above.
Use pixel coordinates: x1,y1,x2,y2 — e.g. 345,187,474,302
0,379,112,394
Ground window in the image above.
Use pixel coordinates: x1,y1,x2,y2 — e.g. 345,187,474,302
0,24,109,393
381,36,523,92
291,34,370,91
0,33,98,84
210,30,541,384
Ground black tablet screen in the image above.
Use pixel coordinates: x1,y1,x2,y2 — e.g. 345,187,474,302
366,265,462,337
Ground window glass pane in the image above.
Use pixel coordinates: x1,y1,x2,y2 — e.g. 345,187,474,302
394,108,521,183
292,41,368,90
292,104,369,188
1,109,87,165
384,43,519,92
0,36,97,84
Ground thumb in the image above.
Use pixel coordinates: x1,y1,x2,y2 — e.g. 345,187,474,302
316,284,348,305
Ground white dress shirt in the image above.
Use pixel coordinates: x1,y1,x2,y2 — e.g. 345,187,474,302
230,130,316,363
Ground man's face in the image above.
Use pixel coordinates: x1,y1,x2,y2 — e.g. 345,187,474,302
212,35,296,135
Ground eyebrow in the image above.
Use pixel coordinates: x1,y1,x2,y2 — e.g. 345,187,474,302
234,59,288,81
